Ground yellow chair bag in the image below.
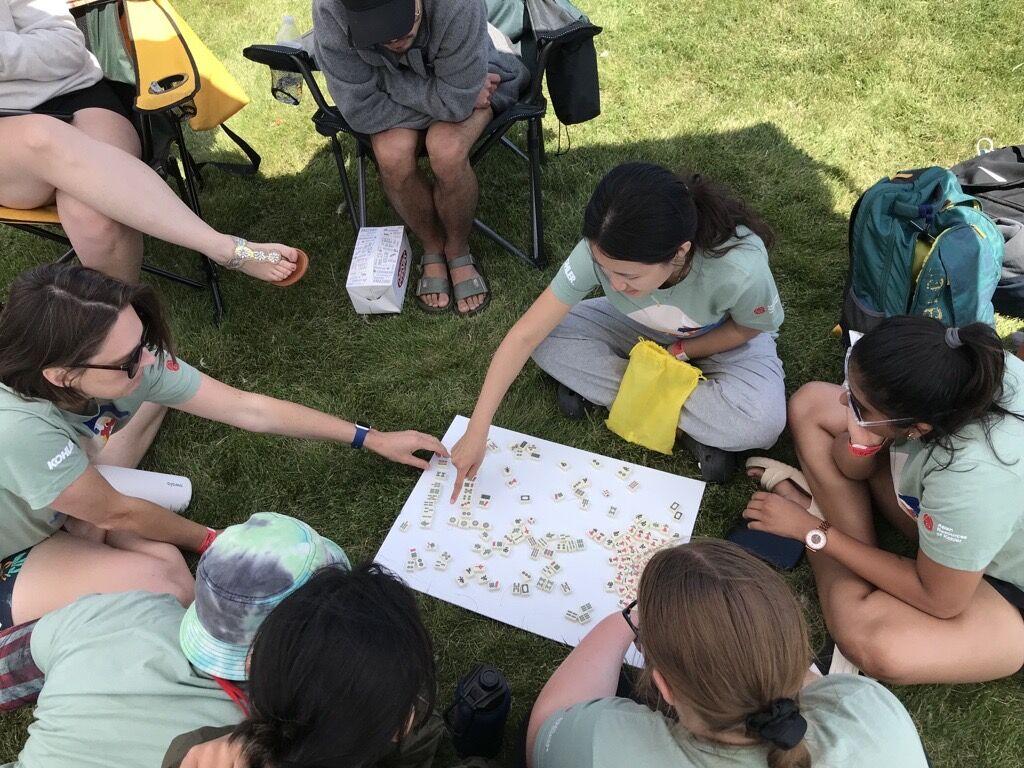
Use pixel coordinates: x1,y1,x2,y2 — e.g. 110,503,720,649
123,0,249,130
606,339,703,455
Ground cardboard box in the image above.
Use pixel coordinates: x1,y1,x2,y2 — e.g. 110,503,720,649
346,226,411,314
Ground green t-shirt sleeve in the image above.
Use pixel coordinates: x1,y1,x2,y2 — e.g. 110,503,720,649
0,412,87,510
720,251,784,332
534,698,647,768
917,460,1020,572
548,240,602,307
138,354,202,407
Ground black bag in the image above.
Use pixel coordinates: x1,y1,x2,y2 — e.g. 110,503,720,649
544,29,601,125
951,146,1024,317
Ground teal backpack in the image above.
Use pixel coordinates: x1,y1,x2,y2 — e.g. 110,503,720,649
840,167,1003,344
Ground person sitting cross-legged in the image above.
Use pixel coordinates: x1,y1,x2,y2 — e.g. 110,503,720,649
310,0,529,316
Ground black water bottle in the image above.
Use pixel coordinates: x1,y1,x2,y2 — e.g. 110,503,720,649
444,663,512,758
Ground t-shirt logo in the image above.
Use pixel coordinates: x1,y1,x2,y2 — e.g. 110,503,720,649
84,404,131,444
46,440,76,471
897,494,921,519
563,262,577,284
166,359,180,372
753,305,766,315
922,513,935,532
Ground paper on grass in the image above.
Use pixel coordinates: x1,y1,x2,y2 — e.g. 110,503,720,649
375,416,705,657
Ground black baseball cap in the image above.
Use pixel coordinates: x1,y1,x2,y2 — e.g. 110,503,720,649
341,0,416,48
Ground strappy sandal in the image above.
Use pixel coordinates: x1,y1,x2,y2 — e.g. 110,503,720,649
415,252,452,314
227,237,309,287
449,253,491,318
745,457,825,521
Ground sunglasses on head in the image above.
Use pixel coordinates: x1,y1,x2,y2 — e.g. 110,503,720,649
74,334,147,380
842,347,918,428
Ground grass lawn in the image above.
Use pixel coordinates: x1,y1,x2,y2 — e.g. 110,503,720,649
2,0,1023,764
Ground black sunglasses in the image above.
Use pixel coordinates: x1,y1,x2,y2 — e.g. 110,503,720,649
75,336,147,380
622,599,641,649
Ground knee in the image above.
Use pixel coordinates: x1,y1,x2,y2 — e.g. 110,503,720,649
373,137,417,181
59,197,127,246
425,136,469,179
787,381,835,426
18,115,62,156
144,545,195,606
832,620,904,682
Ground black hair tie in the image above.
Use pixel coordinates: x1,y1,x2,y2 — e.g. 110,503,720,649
745,698,807,751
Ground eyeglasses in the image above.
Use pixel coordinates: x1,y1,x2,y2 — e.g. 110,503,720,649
621,599,642,650
842,348,916,428
74,335,147,380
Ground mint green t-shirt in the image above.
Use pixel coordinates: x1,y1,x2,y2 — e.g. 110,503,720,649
534,675,927,768
890,353,1024,590
548,227,784,338
2,591,241,768
0,354,201,557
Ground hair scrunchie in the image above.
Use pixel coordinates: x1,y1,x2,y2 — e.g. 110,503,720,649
745,698,808,751
944,326,964,349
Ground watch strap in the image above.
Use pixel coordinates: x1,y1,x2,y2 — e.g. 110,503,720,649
352,424,370,449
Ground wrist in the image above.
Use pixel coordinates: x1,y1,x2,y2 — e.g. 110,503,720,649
351,424,372,450
668,339,689,360
196,527,218,554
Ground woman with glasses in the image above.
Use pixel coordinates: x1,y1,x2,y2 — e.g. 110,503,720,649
449,162,786,487
745,316,1024,683
0,263,446,627
526,539,928,768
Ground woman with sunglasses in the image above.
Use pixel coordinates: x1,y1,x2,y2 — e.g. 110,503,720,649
744,316,1024,683
0,263,446,628
526,539,928,768
450,162,786,489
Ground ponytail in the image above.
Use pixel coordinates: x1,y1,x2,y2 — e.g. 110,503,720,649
231,718,304,768
582,163,774,265
686,173,776,255
850,316,1023,463
768,741,813,768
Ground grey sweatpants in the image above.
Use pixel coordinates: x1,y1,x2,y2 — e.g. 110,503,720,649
531,298,787,452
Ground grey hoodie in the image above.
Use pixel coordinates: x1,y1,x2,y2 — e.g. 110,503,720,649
310,0,529,134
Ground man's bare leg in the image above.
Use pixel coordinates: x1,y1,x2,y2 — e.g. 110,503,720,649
371,128,450,309
425,108,493,314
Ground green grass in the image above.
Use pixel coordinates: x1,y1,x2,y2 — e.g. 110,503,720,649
2,0,1023,764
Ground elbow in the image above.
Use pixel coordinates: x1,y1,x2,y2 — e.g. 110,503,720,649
923,600,967,620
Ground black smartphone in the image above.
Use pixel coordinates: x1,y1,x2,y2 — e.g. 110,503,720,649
726,521,805,571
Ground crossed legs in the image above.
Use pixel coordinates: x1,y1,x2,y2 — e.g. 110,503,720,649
783,383,1024,683
0,113,297,283
370,108,493,313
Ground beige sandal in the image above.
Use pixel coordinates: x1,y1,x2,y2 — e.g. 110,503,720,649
745,457,825,521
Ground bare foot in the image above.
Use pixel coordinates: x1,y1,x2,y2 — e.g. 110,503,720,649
210,237,299,283
419,255,450,310
447,255,487,314
746,466,813,510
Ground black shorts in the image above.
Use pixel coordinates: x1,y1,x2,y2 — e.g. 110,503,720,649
32,79,133,119
0,547,32,631
984,574,1024,619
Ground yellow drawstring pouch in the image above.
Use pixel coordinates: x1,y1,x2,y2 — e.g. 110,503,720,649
606,339,703,454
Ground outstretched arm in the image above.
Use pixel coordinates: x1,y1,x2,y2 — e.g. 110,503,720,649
449,288,572,499
175,374,447,470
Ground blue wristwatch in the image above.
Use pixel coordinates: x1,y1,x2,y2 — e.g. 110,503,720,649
351,424,371,449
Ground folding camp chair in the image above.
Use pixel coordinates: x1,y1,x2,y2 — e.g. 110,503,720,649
243,0,601,269
2,0,262,324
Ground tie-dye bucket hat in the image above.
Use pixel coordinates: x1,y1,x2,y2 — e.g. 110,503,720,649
180,512,349,680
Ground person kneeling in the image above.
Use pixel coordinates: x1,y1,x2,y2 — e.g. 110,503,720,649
526,540,929,768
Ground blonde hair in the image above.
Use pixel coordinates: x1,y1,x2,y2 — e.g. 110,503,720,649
636,539,813,768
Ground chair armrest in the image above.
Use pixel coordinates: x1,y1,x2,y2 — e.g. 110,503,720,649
242,44,320,73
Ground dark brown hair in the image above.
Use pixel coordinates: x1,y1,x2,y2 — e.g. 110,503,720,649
0,263,174,411
637,539,812,768
582,162,776,264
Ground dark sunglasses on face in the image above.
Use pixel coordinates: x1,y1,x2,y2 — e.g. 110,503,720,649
75,335,147,380
622,599,641,649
